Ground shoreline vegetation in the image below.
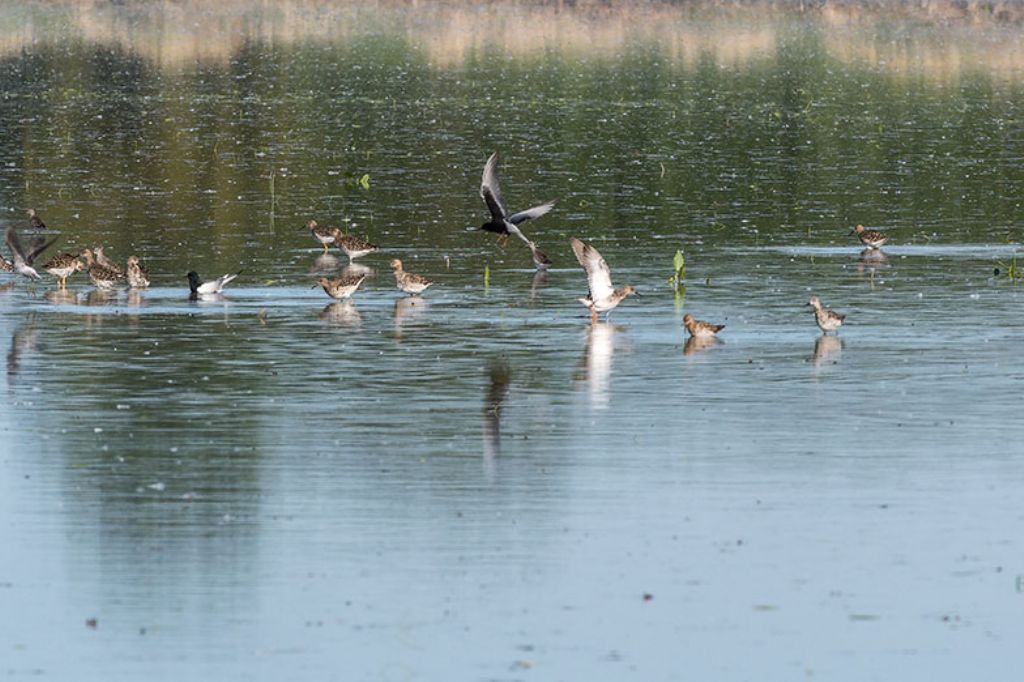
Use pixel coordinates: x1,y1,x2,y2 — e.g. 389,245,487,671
1,1,1023,78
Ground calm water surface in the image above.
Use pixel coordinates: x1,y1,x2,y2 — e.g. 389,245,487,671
1,5,1023,680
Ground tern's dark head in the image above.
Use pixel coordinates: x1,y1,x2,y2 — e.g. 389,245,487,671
186,271,201,292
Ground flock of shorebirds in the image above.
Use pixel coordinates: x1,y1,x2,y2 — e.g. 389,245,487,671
2,154,890,336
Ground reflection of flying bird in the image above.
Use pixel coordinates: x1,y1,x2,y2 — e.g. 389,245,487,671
5,226,57,281
576,322,617,409
7,322,37,383
187,270,240,298
478,152,554,269
570,237,636,323
806,295,845,334
683,313,724,338
530,269,549,300
483,360,512,461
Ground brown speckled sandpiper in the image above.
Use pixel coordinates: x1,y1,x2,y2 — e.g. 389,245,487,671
42,253,85,288
806,295,845,334
851,224,889,249
683,313,725,338
314,273,366,300
390,259,432,295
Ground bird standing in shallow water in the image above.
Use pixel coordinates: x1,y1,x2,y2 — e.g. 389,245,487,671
25,206,46,231
806,295,845,334
683,313,725,338
314,273,366,300
42,253,85,288
5,226,56,281
187,270,240,299
303,220,338,253
570,237,636,323
851,224,888,249
94,247,125,275
126,256,150,288
390,259,432,295
330,227,378,261
25,208,46,231
80,249,125,289
478,152,554,269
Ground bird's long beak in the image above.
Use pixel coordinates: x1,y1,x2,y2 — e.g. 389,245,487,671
310,283,320,289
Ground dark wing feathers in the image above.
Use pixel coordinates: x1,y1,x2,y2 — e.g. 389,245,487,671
26,236,57,265
480,152,508,221
508,200,555,225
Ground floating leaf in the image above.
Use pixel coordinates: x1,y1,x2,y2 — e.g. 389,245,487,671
483,265,490,289
358,173,370,190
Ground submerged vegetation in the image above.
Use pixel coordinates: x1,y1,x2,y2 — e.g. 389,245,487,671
994,254,1022,283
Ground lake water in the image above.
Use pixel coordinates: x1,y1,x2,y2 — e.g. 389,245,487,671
1,3,1023,680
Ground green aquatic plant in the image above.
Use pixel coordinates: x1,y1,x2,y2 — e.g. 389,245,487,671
667,249,686,306
667,249,685,291
994,255,1022,284
358,173,370,190
484,264,490,289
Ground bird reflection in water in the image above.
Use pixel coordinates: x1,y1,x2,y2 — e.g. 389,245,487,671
482,359,512,476
393,296,430,340
856,247,888,287
85,288,119,307
311,253,341,273
7,321,37,386
530,269,548,301
811,335,843,368
44,288,79,306
126,289,147,308
684,334,723,356
319,301,362,327
575,322,620,409
341,262,375,279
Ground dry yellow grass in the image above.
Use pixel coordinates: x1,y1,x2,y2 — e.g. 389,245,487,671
0,1,1021,79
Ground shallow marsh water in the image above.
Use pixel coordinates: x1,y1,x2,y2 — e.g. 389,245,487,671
1,3,1024,680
